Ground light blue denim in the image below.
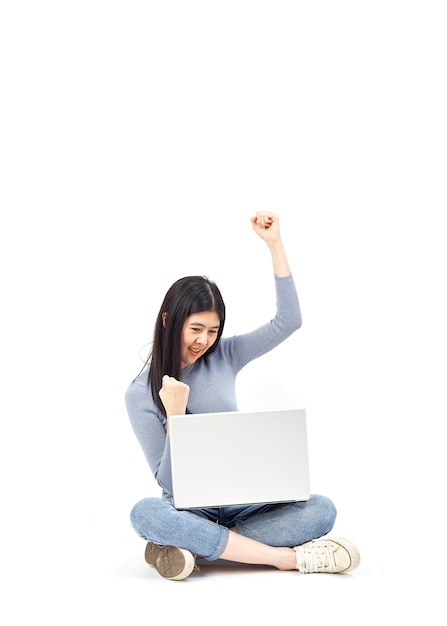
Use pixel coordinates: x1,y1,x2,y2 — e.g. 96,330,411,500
130,494,336,560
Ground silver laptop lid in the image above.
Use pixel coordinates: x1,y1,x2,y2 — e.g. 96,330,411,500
169,407,310,509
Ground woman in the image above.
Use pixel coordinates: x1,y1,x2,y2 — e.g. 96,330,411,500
125,211,360,580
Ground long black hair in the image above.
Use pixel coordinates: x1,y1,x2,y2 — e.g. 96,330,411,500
142,276,226,415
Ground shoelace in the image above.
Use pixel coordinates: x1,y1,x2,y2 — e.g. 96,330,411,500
295,542,336,574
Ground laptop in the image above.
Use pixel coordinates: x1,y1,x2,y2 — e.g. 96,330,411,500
169,407,310,509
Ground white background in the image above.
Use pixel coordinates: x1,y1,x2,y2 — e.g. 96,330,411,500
1,1,445,623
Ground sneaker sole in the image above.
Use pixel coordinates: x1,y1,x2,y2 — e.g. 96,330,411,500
145,542,195,581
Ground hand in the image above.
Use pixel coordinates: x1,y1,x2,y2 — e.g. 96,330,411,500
250,211,290,277
159,375,190,422
250,211,281,244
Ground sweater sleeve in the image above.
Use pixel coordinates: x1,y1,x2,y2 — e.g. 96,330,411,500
221,274,302,372
125,377,174,494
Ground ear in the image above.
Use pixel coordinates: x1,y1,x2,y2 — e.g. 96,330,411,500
162,312,167,328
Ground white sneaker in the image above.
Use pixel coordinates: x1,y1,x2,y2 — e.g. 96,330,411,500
294,537,360,574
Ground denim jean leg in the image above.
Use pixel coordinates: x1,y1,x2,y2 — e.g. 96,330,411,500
130,497,229,560
233,494,337,546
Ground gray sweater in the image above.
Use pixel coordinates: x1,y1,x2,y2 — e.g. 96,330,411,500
125,274,302,496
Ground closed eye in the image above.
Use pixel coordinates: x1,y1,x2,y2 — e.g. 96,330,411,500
191,327,218,334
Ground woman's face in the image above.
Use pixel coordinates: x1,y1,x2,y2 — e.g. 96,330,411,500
180,310,220,368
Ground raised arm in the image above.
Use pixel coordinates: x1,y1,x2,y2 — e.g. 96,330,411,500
250,212,291,277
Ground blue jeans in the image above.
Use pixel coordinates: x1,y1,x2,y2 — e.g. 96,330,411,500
130,494,337,561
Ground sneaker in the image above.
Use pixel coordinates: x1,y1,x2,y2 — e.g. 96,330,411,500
294,537,360,574
144,542,197,581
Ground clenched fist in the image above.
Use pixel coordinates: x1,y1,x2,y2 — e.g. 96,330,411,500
159,375,190,433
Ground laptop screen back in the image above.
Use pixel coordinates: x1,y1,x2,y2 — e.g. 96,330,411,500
169,407,310,509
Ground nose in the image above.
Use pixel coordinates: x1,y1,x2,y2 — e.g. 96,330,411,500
196,330,208,345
